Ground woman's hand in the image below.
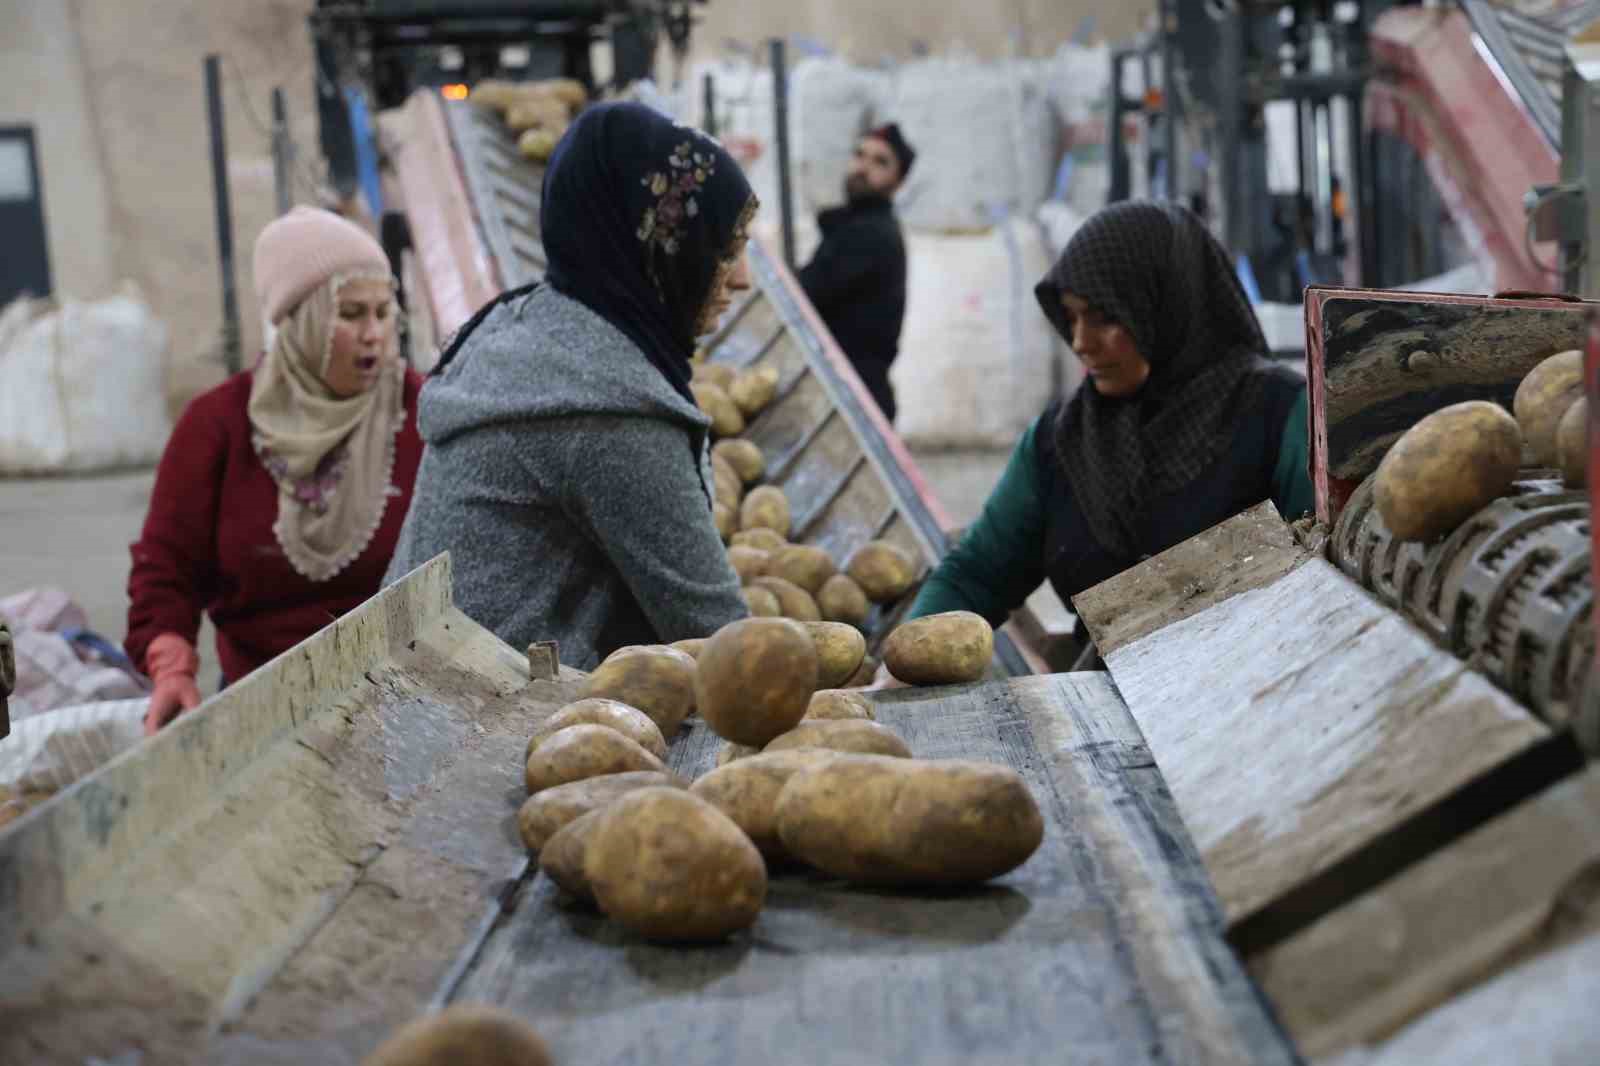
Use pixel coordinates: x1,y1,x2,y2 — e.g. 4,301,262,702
142,632,202,735
865,661,908,692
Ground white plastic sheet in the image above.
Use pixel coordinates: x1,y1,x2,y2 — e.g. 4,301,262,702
0,698,147,795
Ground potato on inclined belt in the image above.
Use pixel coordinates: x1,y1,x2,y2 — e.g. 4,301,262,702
775,755,1044,887
1514,349,1584,467
799,621,866,688
817,573,870,628
846,540,916,602
713,439,765,483
691,750,841,864
526,697,666,760
695,616,819,747
581,645,696,735
584,788,767,942
540,807,606,905
524,724,665,795
768,544,836,595
883,611,994,686
731,527,787,552
1373,400,1522,542
361,1004,551,1066
805,689,874,721
518,770,685,853
764,718,911,758
740,485,792,537
750,575,820,621
730,366,780,417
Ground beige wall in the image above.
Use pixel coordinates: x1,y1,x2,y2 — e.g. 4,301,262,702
2,0,323,413
690,0,1148,63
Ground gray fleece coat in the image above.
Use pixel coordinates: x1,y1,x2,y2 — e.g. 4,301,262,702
383,286,747,668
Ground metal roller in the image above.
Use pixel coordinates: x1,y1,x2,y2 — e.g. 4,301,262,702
1330,471,1593,725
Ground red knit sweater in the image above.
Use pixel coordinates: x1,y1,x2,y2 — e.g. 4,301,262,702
125,368,425,684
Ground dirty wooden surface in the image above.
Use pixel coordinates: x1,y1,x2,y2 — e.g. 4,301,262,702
456,673,1299,1066
1073,501,1312,658
1252,764,1600,1060
0,555,586,1066
1102,555,1551,932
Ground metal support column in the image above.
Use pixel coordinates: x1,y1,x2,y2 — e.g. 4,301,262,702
271,87,292,216
770,38,796,271
703,72,717,138
204,55,242,375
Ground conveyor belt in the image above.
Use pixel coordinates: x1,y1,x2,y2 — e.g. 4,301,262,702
1461,0,1600,150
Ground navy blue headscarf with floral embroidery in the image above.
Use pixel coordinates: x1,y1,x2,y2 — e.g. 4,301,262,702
541,102,758,405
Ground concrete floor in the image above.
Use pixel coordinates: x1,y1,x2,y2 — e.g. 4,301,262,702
0,446,1055,680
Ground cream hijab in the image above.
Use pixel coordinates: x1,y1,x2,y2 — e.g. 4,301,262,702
247,272,404,583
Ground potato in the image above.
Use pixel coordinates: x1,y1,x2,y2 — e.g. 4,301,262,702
361,1004,551,1066
800,621,866,688
744,585,782,617
805,689,874,721
1559,396,1589,488
817,574,870,627
767,545,836,595
717,742,762,767
517,127,560,162
847,541,917,602
524,724,666,795
776,755,1044,887
582,646,697,735
584,788,767,941
529,77,587,111
506,97,569,133
731,528,787,552
712,459,743,512
670,638,707,660
690,750,841,862
727,546,770,584
692,382,746,438
518,770,685,853
882,611,994,686
713,439,765,484
604,643,696,669
740,486,792,537
1514,349,1585,466
765,719,910,758
751,576,821,622
692,361,738,391
539,807,604,905
1374,401,1523,542
526,698,667,760
730,366,780,417
714,501,736,542
469,79,521,110
844,653,880,689
695,617,819,746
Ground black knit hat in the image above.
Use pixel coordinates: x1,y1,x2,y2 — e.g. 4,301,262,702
867,123,916,180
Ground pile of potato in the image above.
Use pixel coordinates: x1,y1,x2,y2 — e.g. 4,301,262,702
1373,349,1591,542
513,609,1036,946
692,357,932,654
469,78,588,163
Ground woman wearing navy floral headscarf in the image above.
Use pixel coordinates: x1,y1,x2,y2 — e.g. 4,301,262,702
384,103,756,667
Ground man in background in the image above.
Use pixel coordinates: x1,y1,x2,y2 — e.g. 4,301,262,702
799,124,914,422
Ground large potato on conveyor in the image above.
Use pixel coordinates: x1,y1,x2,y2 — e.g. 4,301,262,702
524,724,666,795
751,576,821,621
775,755,1045,887
1514,349,1585,467
847,540,917,602
883,611,994,686
526,698,666,760
764,719,910,758
581,646,696,735
691,750,841,863
696,617,819,746
713,439,765,484
800,621,866,688
717,742,762,766
670,638,707,660
740,486,792,537
585,788,767,942
714,501,736,542
517,127,560,163
731,528,787,552
817,573,870,627
692,361,738,391
727,546,770,584
768,545,836,595
805,689,874,721
361,1004,551,1066
517,770,685,853
1373,401,1523,542
506,97,569,133
712,458,743,511
692,382,746,438
1559,397,1589,487
540,807,604,905
730,366,780,417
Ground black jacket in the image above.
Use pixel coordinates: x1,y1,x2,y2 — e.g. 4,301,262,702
799,197,907,410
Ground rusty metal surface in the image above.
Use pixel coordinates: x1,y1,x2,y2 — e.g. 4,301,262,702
1330,470,1593,726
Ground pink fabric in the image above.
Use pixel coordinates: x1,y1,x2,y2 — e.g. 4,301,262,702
253,206,390,324
143,633,201,734
145,632,199,683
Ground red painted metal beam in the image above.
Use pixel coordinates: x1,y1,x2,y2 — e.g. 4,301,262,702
1367,6,1560,293
391,91,504,339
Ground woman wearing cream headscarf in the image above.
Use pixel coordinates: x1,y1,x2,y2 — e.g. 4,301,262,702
125,206,424,733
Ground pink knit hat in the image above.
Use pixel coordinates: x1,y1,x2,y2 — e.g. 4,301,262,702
253,205,391,324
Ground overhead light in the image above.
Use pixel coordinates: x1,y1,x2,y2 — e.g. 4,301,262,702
441,84,469,101
440,46,464,71
502,45,531,68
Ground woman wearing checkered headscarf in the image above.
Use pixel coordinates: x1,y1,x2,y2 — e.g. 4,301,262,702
904,201,1313,647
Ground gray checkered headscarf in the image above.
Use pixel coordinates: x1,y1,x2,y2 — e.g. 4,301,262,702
1036,201,1269,557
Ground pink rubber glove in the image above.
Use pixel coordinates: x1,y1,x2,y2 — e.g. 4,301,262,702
143,633,201,735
